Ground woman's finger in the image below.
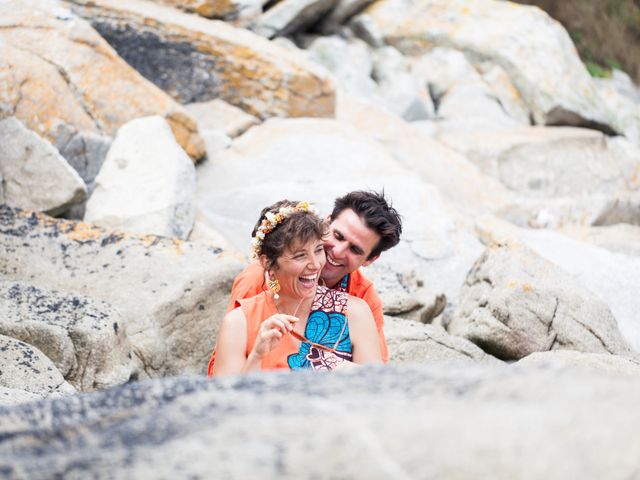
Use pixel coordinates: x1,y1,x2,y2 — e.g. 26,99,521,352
267,317,292,333
263,329,282,342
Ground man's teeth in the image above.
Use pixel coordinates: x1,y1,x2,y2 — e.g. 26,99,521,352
327,256,341,266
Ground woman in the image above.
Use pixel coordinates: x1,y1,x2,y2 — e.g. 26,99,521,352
211,200,382,376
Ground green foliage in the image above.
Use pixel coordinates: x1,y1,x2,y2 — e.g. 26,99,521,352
585,61,611,78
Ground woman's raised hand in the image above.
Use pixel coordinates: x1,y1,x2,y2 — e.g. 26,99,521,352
250,314,299,359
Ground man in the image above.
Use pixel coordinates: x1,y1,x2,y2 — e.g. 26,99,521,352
209,190,402,374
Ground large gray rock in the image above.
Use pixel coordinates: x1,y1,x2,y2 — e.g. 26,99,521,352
0,280,137,391
0,335,75,400
353,0,627,137
85,116,196,239
371,46,435,121
0,117,87,216
594,69,640,145
250,0,338,38
52,122,113,219
0,205,244,377
385,316,497,363
306,36,378,99
475,217,640,353
448,241,635,361
2,363,640,478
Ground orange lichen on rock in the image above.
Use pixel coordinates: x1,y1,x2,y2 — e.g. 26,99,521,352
0,1,205,160
68,0,336,120
63,222,111,243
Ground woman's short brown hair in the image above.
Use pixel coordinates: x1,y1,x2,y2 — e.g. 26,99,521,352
252,200,326,270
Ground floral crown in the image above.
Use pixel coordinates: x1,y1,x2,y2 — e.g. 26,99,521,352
251,201,319,259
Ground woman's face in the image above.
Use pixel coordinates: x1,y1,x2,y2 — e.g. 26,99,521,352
271,236,326,299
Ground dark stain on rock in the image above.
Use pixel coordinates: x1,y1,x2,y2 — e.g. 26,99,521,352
101,233,125,247
90,22,223,104
113,322,119,334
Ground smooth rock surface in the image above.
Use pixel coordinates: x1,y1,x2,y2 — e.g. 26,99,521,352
0,0,205,160
448,241,634,360
85,116,197,239
0,117,86,216
70,0,336,119
0,280,137,391
0,206,244,377
185,99,260,138
518,350,640,376
0,387,41,407
559,224,640,257
1,363,640,478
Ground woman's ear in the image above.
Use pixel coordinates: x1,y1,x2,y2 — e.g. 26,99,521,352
258,254,269,271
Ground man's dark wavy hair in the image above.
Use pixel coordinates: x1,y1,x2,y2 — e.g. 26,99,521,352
330,190,402,260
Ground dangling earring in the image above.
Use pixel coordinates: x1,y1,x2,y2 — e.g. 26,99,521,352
265,271,280,299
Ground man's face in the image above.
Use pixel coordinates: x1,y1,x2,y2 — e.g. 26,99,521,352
320,208,381,288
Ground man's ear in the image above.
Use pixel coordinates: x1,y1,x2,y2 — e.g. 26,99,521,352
361,254,380,268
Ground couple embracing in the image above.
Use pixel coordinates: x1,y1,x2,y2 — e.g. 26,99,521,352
208,191,402,376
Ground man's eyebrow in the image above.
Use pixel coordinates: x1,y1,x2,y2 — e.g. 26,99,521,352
350,244,364,255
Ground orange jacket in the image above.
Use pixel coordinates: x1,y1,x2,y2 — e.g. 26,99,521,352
207,262,388,375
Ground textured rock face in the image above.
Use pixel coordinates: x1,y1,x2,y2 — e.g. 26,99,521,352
1,363,640,479
85,116,196,239
475,217,640,353
69,0,336,119
0,0,205,160
448,241,634,360
0,117,86,216
0,206,244,377
0,335,76,400
0,281,137,391
384,316,497,363
353,0,623,135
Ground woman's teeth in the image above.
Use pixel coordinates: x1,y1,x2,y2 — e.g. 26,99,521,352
299,274,317,282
